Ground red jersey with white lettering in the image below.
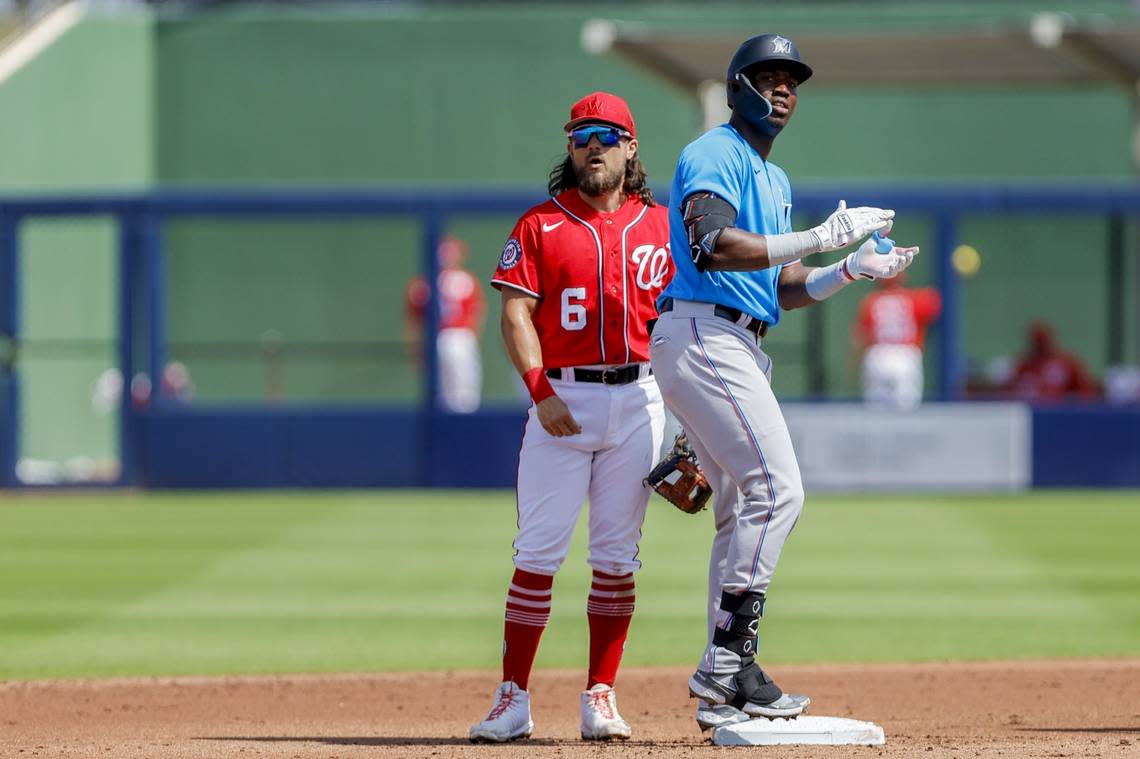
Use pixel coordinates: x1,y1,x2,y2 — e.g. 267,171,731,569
1009,353,1100,400
491,191,672,368
405,268,485,331
856,287,941,349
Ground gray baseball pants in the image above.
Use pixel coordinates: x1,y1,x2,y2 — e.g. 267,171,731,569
649,299,805,675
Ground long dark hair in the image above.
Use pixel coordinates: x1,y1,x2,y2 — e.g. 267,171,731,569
547,153,656,207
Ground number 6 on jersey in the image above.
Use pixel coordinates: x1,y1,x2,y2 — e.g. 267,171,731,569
561,287,587,331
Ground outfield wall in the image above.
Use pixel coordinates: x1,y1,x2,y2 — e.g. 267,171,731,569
0,12,154,467
2,3,1137,470
150,6,1136,411
133,403,1140,490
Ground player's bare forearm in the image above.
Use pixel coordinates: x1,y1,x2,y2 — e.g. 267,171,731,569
474,300,488,337
500,290,544,375
683,192,824,272
499,289,581,436
705,227,778,271
403,321,424,364
776,263,818,310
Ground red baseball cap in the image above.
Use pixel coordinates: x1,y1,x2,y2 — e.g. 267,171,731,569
563,92,636,137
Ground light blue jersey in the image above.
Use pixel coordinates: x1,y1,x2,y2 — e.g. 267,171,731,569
660,124,793,326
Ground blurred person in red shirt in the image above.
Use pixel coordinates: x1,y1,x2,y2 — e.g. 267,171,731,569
852,274,941,410
404,234,487,413
1006,321,1100,402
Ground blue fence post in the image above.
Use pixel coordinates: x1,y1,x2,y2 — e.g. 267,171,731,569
0,213,19,487
141,213,167,407
117,210,141,486
936,212,961,401
419,211,444,486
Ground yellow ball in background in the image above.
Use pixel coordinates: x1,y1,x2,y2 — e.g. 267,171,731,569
952,244,981,278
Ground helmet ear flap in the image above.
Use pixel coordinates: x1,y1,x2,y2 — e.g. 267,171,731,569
726,70,773,124
735,72,771,110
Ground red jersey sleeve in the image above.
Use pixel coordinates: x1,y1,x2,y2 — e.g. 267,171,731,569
912,288,943,326
405,277,428,323
491,216,542,298
855,294,875,344
1063,354,1101,396
471,274,486,313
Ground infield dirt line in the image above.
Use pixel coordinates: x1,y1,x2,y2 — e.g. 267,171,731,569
3,660,1138,758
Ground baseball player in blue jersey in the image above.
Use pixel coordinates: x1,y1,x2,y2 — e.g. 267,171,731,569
649,34,918,732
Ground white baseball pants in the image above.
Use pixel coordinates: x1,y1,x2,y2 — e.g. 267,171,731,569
862,343,923,411
512,371,665,577
437,327,481,413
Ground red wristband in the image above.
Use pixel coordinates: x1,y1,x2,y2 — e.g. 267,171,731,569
522,368,556,404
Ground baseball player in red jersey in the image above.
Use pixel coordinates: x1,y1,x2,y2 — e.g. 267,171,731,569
469,92,672,743
404,235,486,412
853,275,941,410
1006,321,1100,401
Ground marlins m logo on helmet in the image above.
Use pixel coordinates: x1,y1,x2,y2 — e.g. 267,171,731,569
770,36,792,54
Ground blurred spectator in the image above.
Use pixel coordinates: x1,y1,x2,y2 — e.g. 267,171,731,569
91,367,124,415
1104,366,1140,405
92,361,195,414
160,361,195,402
404,234,486,413
1005,321,1100,401
852,273,941,410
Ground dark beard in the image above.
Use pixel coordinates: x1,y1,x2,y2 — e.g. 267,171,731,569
575,161,625,197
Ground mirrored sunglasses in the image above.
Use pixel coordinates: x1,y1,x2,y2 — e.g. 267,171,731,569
568,125,630,148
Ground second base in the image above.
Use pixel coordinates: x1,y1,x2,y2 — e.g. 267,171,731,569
711,715,886,746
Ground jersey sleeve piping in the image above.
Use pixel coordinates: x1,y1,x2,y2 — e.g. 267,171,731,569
491,279,540,298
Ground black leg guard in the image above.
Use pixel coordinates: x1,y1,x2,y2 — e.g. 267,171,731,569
728,662,784,708
712,591,766,657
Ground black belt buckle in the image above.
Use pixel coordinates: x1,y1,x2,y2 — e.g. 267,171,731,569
602,366,628,384
549,365,648,384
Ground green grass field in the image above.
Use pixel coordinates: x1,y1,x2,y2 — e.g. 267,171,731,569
1,490,1137,680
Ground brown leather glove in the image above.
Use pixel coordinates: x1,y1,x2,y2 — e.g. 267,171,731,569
644,433,712,514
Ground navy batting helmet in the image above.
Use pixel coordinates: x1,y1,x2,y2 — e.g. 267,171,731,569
726,34,813,128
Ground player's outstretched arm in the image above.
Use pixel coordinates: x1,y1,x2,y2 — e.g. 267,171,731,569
500,289,582,437
684,194,894,273
777,237,919,310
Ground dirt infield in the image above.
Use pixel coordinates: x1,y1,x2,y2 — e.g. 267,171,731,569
3,660,1138,758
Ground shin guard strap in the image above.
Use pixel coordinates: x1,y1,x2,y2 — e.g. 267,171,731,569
719,591,765,618
713,624,759,657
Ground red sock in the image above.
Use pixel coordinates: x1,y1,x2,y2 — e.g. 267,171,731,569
586,570,636,688
501,568,553,691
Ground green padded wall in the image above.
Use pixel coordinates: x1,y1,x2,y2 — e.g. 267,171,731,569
2,2,1136,473
152,4,1136,405
0,15,154,468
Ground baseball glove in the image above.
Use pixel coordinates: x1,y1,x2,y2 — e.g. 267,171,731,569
645,433,713,514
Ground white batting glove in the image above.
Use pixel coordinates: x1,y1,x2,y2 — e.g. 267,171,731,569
845,236,919,280
809,200,895,252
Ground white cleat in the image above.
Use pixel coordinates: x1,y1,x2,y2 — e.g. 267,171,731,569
469,681,534,743
688,667,811,719
579,683,632,740
695,699,751,731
